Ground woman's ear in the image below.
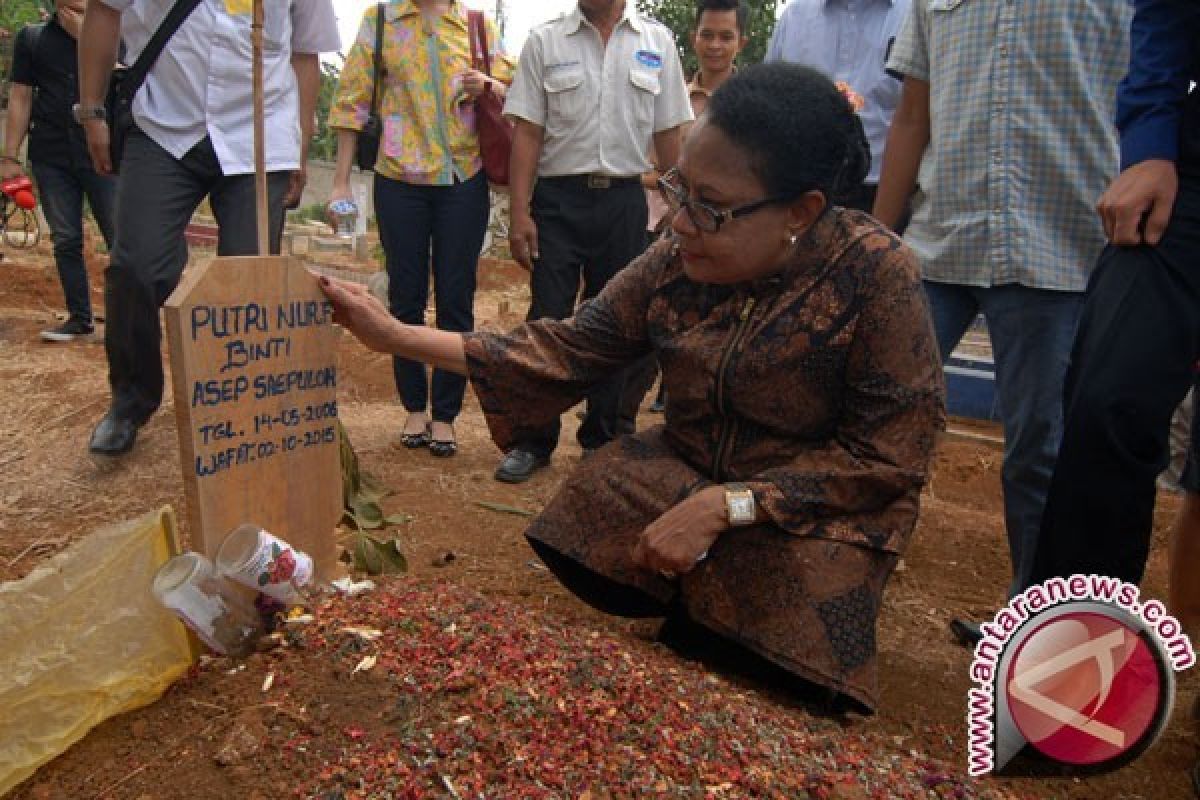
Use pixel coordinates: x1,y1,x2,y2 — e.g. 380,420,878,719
786,190,828,238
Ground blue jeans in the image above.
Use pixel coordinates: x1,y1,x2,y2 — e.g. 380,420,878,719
923,281,1083,594
374,171,489,423
31,161,117,326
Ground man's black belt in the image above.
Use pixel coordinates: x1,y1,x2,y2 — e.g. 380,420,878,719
540,174,642,190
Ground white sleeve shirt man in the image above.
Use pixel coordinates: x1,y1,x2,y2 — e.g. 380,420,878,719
765,0,910,185
503,3,692,178
98,0,339,175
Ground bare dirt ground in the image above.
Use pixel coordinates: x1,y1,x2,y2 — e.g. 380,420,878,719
0,237,1194,799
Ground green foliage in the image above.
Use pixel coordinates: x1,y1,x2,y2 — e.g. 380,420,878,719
288,201,329,225
0,0,47,37
309,59,342,162
636,0,779,74
1,0,50,99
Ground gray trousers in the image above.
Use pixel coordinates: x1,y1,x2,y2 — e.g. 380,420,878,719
104,129,288,423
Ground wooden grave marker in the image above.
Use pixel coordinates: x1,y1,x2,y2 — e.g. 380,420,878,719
164,256,341,579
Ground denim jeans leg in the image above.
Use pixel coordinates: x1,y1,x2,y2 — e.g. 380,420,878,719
374,175,434,414
428,172,489,423
80,167,118,251
920,280,980,363
31,162,91,325
979,285,1083,595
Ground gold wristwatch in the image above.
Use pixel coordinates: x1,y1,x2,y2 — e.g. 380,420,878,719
724,482,756,526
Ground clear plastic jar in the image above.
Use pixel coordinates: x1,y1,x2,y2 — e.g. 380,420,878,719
152,552,263,657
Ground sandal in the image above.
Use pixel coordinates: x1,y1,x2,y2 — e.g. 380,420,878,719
429,422,457,458
400,416,431,449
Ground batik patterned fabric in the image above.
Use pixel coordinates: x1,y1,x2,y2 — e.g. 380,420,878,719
463,210,946,709
328,0,513,185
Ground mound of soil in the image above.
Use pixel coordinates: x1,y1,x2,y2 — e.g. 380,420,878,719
0,242,1193,799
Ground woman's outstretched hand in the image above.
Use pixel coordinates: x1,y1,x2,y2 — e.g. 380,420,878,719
632,487,727,577
318,275,401,353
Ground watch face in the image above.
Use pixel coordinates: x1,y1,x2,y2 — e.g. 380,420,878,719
730,494,754,520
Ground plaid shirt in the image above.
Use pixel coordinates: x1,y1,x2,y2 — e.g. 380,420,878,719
887,0,1130,291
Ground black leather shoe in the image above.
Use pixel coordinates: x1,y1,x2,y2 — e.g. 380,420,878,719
494,449,548,483
88,411,139,455
950,618,983,647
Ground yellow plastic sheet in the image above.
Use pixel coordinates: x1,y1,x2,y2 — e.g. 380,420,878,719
0,507,195,796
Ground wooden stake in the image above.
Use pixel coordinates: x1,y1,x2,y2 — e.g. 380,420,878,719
252,0,269,256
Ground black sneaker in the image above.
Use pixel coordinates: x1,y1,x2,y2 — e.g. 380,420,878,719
40,318,94,343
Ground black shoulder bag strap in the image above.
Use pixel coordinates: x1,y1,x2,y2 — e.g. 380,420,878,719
114,0,205,105
367,3,385,117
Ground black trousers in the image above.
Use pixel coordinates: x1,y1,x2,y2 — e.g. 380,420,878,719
1030,177,1200,585
520,177,647,457
104,130,288,423
374,172,489,423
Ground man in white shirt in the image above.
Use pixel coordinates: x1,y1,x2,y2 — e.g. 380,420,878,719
765,0,909,212
75,0,339,455
495,0,692,483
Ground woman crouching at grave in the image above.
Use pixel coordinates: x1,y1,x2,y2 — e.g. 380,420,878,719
320,64,945,712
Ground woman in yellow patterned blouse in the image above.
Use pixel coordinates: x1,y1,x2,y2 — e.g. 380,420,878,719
328,0,513,456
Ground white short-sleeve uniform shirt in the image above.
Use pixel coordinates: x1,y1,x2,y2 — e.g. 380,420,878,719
503,4,693,178
99,0,340,175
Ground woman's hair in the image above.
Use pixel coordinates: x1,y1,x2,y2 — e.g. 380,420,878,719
704,63,871,206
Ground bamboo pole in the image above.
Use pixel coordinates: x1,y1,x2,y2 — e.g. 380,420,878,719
252,0,269,256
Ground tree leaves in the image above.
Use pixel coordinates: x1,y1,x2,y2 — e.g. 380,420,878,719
339,422,409,576
350,534,408,576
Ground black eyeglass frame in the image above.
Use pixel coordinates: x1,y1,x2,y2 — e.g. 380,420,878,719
656,168,795,234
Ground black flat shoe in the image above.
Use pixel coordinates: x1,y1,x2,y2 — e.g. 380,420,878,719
88,410,139,455
429,426,457,458
494,449,549,483
400,423,431,449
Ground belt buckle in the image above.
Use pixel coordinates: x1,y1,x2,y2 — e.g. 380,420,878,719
586,175,611,189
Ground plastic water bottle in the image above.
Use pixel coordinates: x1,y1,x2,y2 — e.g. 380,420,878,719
328,198,358,238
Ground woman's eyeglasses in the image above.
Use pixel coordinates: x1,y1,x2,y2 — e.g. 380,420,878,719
656,168,792,234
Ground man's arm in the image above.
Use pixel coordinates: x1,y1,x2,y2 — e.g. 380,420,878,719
286,52,320,207
3,27,36,180
507,118,544,270
1098,0,1198,246
872,76,929,231
651,126,681,174
77,1,123,175
1,84,32,180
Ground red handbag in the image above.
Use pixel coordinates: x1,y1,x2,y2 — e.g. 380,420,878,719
467,10,513,186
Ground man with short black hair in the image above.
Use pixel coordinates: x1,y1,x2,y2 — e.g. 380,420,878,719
496,0,692,483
